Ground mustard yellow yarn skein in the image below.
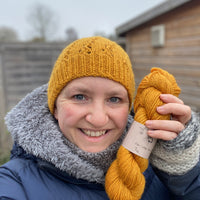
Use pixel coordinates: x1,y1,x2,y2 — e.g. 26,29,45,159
105,68,181,200
134,68,181,123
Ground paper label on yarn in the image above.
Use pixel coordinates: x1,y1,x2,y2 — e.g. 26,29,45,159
122,121,157,159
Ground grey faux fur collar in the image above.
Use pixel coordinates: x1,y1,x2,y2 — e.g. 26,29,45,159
5,84,133,184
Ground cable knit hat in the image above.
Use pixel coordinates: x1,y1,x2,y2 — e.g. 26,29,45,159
47,36,135,114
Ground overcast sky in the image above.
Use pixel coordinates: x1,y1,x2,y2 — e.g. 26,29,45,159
1,0,165,41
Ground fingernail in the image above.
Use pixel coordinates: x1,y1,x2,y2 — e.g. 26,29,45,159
160,94,168,101
157,106,164,112
160,94,167,98
147,130,154,136
145,120,152,127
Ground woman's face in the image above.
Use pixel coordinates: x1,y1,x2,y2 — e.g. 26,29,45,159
54,77,129,153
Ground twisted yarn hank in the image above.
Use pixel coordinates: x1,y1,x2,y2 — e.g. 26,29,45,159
134,68,181,123
105,68,181,200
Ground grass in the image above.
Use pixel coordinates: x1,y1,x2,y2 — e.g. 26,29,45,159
0,151,10,166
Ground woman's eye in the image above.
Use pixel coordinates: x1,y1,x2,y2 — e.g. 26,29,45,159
74,94,85,101
109,97,120,103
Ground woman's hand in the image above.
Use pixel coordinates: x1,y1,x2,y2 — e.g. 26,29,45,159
145,94,191,141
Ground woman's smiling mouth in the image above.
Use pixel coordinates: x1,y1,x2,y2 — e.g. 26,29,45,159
80,129,108,137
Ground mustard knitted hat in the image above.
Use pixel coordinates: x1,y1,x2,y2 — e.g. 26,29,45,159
47,36,135,114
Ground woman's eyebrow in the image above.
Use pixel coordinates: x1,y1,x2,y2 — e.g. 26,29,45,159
67,86,92,94
107,88,128,96
66,85,128,96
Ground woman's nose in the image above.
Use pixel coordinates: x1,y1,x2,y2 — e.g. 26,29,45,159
85,101,109,127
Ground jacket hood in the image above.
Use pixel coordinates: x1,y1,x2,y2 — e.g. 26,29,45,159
5,84,133,184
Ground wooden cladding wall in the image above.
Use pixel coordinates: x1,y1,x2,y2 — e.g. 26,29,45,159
126,1,200,111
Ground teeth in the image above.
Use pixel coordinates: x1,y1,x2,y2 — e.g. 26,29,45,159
82,130,106,137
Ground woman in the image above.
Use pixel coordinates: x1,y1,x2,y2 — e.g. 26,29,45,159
0,36,199,200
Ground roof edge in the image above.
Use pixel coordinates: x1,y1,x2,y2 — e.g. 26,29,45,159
116,0,191,36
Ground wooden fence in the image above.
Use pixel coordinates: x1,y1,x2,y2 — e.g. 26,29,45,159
0,42,66,153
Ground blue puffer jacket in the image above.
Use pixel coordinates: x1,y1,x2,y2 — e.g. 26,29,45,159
0,144,171,200
1,145,200,200
1,84,200,200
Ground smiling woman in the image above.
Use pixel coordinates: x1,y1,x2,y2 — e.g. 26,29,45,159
0,36,200,200
54,77,129,153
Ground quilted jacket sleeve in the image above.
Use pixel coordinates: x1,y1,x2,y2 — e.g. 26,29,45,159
152,160,200,200
0,161,27,200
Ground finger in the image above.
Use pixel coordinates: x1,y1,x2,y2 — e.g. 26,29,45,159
157,103,191,124
157,103,190,116
147,129,178,141
160,94,184,104
145,120,185,133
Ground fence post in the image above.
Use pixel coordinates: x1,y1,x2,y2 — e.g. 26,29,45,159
0,51,11,153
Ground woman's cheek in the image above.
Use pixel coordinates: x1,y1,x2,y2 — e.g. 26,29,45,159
114,108,129,129
59,104,83,125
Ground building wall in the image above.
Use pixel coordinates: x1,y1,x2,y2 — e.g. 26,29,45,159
126,0,200,111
